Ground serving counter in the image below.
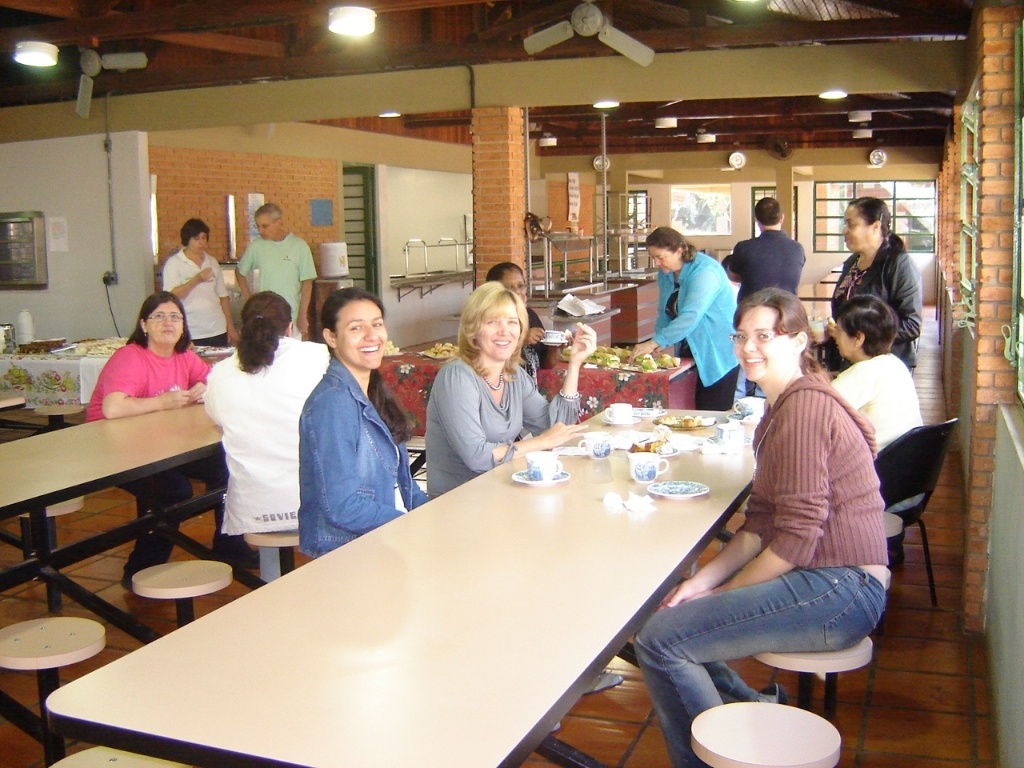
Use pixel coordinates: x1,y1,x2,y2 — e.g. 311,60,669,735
380,352,696,434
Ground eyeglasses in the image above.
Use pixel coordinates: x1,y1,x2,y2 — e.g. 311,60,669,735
148,312,184,323
729,330,791,345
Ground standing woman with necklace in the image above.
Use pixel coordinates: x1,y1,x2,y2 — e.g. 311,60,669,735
162,218,238,346
826,197,922,371
426,281,595,497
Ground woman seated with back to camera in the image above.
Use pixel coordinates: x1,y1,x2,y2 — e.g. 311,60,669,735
425,281,595,497
204,291,329,579
830,294,922,451
634,288,888,768
298,288,428,557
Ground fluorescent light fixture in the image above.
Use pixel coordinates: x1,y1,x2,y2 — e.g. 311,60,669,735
378,111,401,118
819,89,848,100
848,110,872,123
538,136,558,147
14,41,58,67
328,6,376,36
852,128,873,139
593,100,619,109
696,133,716,144
655,117,678,129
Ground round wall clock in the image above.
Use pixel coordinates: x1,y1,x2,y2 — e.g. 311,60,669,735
593,155,611,172
728,151,747,170
868,148,888,167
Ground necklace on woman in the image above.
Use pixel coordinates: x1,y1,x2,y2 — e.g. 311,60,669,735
484,372,504,391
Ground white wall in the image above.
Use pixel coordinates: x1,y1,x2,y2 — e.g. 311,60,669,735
989,404,1024,768
0,132,152,341
377,166,474,348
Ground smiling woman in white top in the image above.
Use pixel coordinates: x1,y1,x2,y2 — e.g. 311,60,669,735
204,291,329,543
831,294,922,450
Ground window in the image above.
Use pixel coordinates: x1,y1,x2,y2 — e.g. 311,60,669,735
1014,27,1024,401
670,185,731,236
813,181,936,253
750,186,798,240
960,81,980,331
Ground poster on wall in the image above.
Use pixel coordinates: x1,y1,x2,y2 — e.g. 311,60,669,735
567,172,581,224
246,193,265,244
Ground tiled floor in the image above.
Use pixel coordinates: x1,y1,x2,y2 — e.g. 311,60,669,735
0,310,993,767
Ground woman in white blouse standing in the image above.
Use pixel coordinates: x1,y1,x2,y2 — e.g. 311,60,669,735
163,218,238,346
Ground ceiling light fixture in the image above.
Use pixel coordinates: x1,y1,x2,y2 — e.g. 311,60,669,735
538,136,558,147
819,89,848,100
852,128,873,139
848,110,872,123
328,6,376,36
13,41,59,67
696,133,716,144
654,117,678,129
378,111,401,118
593,100,619,109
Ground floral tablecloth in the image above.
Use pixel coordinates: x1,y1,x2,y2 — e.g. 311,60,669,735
379,353,696,436
0,354,108,407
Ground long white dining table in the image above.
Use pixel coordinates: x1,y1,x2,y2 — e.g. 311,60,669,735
47,411,755,768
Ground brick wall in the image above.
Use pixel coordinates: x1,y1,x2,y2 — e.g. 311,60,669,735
939,5,1023,632
470,107,526,285
148,146,339,268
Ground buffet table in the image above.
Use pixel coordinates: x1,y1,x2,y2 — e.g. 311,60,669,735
48,409,753,768
0,353,108,407
380,352,697,434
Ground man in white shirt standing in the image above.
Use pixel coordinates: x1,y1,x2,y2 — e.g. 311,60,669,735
237,203,317,338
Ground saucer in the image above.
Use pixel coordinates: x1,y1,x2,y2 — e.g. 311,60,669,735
634,408,667,419
603,416,642,426
648,480,710,500
512,470,571,487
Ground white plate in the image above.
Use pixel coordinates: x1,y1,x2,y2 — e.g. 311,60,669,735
512,470,571,487
603,416,642,426
634,408,667,419
648,480,711,500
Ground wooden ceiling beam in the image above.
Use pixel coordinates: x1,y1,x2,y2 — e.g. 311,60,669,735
150,31,287,57
0,1,75,16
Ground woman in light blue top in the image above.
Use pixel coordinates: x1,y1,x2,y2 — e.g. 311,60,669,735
426,281,595,497
631,226,739,410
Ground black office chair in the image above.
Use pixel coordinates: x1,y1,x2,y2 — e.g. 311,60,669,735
874,418,958,607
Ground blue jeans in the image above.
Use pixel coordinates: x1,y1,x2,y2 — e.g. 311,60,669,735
635,567,886,768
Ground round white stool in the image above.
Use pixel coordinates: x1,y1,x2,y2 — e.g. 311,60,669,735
35,403,85,431
691,702,840,768
756,637,873,719
131,560,232,627
52,746,187,767
244,530,299,582
0,617,106,765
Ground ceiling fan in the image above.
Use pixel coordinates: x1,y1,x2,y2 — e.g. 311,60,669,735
523,1,655,67
76,49,149,118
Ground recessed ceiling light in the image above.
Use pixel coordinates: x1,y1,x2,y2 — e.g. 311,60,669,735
378,111,401,118
593,100,619,109
819,89,848,100
538,136,557,147
696,133,717,143
328,6,376,36
848,110,872,123
13,41,59,67
655,117,678,129
852,128,873,139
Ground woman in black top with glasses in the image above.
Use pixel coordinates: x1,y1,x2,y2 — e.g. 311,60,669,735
827,197,922,372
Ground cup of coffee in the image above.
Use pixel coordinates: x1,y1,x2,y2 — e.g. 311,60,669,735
605,403,634,425
526,451,564,482
733,396,766,420
578,431,612,459
717,421,745,445
627,453,669,483
543,329,568,345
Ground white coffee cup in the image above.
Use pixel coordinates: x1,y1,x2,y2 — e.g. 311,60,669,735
526,451,564,482
578,431,612,459
717,421,745,445
733,396,766,420
543,329,568,344
627,453,669,483
606,403,634,424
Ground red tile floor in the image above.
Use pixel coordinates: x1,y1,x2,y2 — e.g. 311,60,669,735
0,311,994,767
